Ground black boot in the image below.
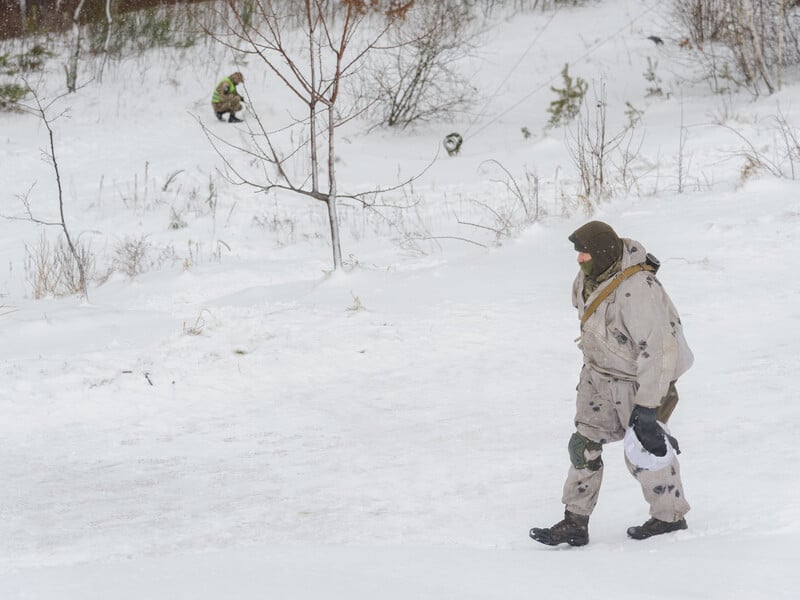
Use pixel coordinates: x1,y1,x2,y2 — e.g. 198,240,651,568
627,517,687,540
529,510,589,547
228,113,243,123
215,111,225,121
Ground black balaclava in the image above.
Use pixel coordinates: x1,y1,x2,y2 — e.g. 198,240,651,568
568,221,623,278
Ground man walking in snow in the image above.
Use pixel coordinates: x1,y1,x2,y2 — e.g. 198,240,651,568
211,71,245,123
530,221,693,547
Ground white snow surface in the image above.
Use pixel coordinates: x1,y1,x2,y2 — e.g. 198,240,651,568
1,1,799,598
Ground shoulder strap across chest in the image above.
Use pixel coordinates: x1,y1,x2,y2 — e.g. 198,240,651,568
580,264,655,326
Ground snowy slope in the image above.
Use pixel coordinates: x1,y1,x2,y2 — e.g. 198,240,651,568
1,1,799,598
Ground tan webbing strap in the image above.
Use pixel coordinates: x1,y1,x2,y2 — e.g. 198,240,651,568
580,264,655,327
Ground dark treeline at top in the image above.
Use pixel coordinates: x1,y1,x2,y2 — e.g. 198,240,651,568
0,0,209,40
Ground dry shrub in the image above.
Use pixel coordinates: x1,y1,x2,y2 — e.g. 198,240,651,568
112,235,180,278
25,232,95,299
673,0,800,95
365,1,479,128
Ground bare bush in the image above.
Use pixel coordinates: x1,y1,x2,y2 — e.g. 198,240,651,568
180,239,230,271
673,0,800,95
252,212,299,246
480,160,542,223
112,235,153,278
673,0,730,46
365,1,479,129
478,0,592,14
725,106,800,181
25,233,95,299
565,83,645,207
112,235,181,277
452,161,542,244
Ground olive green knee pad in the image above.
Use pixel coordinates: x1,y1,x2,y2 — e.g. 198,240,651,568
568,432,603,471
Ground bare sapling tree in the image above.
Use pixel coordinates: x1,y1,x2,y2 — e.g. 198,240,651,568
734,0,774,93
97,0,114,82
204,0,413,270
17,0,27,31
65,0,87,92
12,81,89,298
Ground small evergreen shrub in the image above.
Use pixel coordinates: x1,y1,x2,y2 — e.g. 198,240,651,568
0,83,28,109
0,54,14,76
88,6,197,55
546,63,587,128
644,57,663,97
0,53,28,110
0,44,53,110
17,44,54,71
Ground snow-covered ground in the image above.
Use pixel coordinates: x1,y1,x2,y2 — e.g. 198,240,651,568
1,1,799,598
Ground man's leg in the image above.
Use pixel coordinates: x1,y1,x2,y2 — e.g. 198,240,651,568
625,451,691,538
562,367,626,515
530,367,622,546
620,377,690,538
561,431,604,516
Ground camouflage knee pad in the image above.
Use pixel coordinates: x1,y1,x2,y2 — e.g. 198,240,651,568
568,432,603,471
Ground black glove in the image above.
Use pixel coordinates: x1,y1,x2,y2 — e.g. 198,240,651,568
629,405,667,456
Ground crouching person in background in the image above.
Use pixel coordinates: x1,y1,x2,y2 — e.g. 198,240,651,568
212,71,245,123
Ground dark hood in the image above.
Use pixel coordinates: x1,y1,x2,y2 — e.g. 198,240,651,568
569,220,623,277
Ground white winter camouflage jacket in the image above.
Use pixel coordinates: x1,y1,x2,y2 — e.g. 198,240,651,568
572,238,694,408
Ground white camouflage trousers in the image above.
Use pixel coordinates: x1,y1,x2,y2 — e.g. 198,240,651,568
562,365,691,522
